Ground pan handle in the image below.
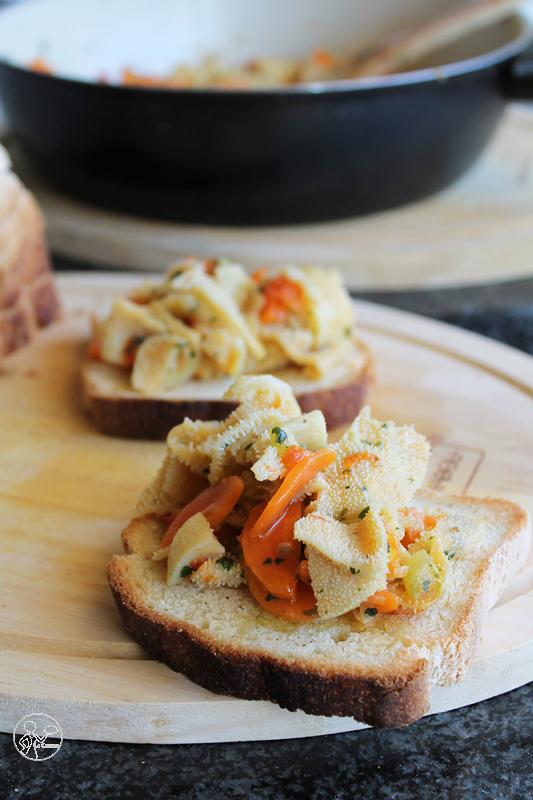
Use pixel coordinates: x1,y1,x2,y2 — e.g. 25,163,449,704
501,40,533,98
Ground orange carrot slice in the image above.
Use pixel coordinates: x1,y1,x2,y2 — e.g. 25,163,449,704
247,572,318,621
161,475,244,547
342,452,378,470
312,49,335,68
387,530,399,568
299,559,312,585
239,499,303,599
259,275,306,324
282,445,308,470
87,339,101,361
260,299,286,325
361,589,400,615
251,267,270,284
248,449,336,539
28,57,53,74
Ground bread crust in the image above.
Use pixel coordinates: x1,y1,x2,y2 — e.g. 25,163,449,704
107,552,430,728
107,492,530,728
82,345,374,439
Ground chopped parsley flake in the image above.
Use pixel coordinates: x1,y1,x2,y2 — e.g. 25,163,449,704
365,608,378,617
408,477,414,483
422,579,431,593
244,443,253,451
345,485,351,490
318,588,324,594
274,557,285,564
271,426,287,445
216,556,234,571
240,570,245,579
445,551,456,560
358,506,370,520
382,423,388,429
180,565,193,578
265,593,275,602
263,557,273,565
349,567,360,575
125,335,145,353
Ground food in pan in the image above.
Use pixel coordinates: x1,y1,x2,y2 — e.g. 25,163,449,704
28,0,520,87
82,257,372,438
107,375,530,727
0,144,60,359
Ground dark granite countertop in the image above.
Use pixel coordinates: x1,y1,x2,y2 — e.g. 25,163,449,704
2,264,533,799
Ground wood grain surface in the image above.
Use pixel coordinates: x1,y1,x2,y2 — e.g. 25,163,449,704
13,104,533,291
1,272,532,743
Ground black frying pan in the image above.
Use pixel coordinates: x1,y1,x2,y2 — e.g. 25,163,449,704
0,0,532,225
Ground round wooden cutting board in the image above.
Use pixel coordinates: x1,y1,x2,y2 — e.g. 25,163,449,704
0,272,532,744
9,104,533,291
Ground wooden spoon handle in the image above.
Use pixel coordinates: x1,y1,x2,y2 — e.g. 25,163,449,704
349,0,523,78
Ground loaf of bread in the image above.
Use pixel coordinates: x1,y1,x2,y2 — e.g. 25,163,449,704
0,145,59,358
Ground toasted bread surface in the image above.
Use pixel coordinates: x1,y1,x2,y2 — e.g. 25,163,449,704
107,491,530,727
83,340,373,439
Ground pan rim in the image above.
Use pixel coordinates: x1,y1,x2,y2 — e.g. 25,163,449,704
0,12,530,96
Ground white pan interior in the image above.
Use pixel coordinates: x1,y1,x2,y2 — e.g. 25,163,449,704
0,0,529,85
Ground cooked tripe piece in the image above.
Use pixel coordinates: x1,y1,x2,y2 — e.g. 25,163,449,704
83,257,373,438
167,512,225,585
108,375,530,727
91,257,361,387
131,332,200,394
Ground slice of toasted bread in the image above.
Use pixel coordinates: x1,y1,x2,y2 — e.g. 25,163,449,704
82,340,373,439
0,146,60,358
107,490,530,728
